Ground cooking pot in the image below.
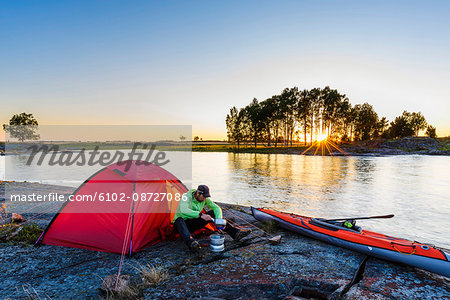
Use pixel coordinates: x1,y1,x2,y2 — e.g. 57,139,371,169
210,234,225,245
209,234,225,252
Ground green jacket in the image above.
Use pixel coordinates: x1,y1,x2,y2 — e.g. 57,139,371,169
172,189,222,222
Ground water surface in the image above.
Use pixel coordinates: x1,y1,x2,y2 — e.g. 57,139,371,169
192,153,450,248
1,152,449,248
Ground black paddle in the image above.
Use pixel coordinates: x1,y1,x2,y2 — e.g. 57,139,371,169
324,214,394,222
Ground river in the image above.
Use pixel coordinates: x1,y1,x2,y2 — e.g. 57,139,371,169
1,152,449,248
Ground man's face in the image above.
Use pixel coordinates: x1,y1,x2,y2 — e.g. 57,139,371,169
196,192,207,202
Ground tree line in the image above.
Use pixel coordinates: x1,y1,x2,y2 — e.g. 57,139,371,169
226,87,436,147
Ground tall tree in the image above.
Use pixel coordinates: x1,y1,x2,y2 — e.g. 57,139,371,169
343,104,357,141
353,103,379,141
245,98,264,147
410,112,427,136
375,117,389,138
321,87,347,138
279,87,299,146
271,95,283,147
425,125,437,138
333,97,351,141
226,106,244,148
308,88,322,143
3,112,40,142
260,96,279,146
297,89,311,145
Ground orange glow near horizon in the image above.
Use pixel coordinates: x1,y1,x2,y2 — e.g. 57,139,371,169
301,138,349,156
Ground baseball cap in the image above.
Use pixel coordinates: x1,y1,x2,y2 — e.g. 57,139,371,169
197,185,211,198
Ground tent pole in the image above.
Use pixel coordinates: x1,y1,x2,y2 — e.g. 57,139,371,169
129,181,137,256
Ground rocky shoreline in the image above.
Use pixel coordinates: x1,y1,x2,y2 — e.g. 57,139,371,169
259,137,450,156
0,182,449,299
191,137,450,157
338,136,450,156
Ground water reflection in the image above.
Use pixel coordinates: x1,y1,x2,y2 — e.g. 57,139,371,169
353,158,376,184
228,154,358,206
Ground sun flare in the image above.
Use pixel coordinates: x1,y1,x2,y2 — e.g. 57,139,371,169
316,133,328,142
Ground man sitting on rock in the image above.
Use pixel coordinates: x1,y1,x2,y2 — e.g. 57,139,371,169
173,185,250,253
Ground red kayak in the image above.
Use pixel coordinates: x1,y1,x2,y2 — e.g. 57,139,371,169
252,207,450,278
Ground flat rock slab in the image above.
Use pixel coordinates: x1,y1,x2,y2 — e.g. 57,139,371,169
1,183,449,299
343,258,450,299
143,232,363,299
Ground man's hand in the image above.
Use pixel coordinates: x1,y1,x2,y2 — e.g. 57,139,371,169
200,213,213,222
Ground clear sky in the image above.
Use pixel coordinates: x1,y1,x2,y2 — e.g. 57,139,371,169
1,0,449,140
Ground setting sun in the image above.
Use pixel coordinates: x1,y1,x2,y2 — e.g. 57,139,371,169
316,133,328,142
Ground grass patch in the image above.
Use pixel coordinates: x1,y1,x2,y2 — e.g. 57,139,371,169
0,223,43,245
438,142,450,151
101,274,140,300
101,263,169,299
137,264,169,286
192,143,312,154
19,284,51,300
436,137,450,143
192,144,234,152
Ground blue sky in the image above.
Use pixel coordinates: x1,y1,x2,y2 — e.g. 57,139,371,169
1,1,449,139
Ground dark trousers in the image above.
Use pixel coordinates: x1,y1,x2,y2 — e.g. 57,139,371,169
174,211,239,245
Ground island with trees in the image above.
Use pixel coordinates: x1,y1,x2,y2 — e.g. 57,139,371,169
220,86,448,156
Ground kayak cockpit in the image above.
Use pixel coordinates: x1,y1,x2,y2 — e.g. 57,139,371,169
310,218,362,233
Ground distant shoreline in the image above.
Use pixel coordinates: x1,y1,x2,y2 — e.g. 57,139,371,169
1,137,449,156
192,136,450,156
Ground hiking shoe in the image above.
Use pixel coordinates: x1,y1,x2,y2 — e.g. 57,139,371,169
233,229,251,241
188,240,202,253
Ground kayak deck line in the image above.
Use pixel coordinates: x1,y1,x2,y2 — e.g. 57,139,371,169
252,207,450,278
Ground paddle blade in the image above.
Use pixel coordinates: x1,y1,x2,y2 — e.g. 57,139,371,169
325,214,395,222
368,214,394,219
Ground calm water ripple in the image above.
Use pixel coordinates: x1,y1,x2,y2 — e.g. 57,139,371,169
192,153,450,248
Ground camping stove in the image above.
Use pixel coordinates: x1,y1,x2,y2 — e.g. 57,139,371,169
209,234,225,252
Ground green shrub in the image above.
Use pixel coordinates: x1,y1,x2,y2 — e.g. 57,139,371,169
0,223,43,245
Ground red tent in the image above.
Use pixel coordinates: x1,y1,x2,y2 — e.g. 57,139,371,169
36,160,188,254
